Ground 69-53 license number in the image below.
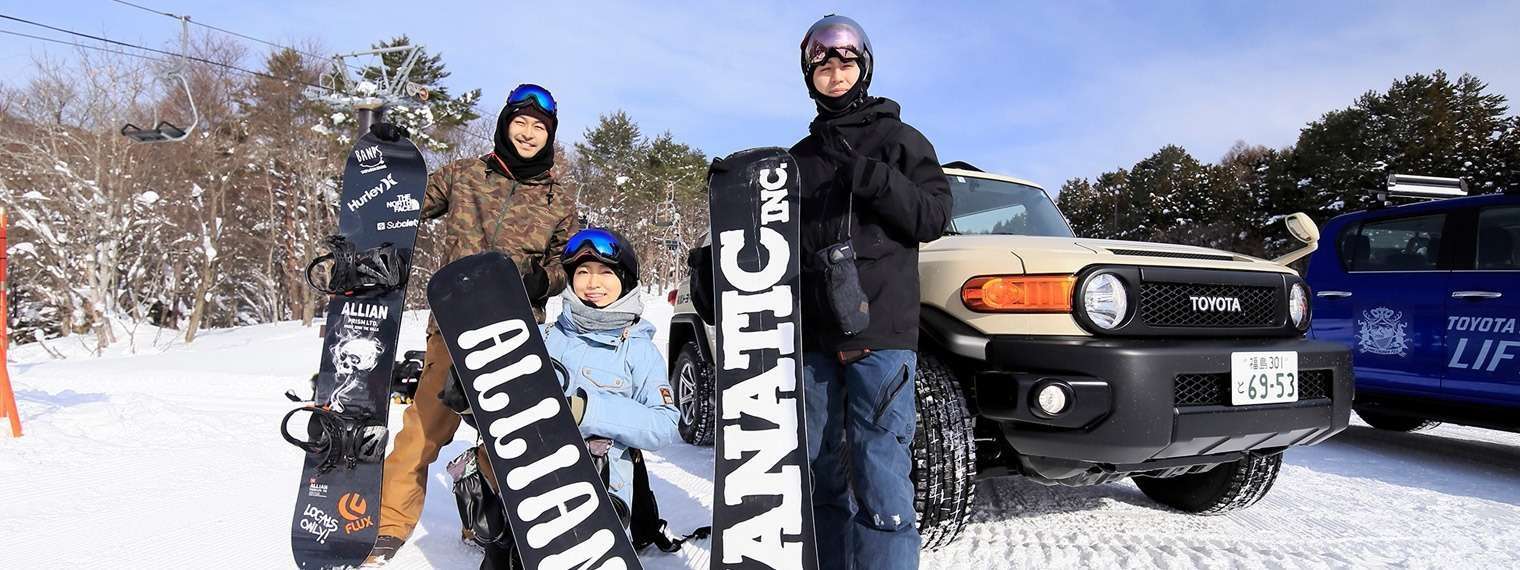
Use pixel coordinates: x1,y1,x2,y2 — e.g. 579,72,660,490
1230,351,1299,405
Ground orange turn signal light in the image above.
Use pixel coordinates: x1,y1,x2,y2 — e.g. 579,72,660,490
961,275,1075,313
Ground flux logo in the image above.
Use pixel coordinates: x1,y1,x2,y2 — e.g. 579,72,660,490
346,174,399,212
355,145,388,174
338,492,374,535
1189,295,1243,312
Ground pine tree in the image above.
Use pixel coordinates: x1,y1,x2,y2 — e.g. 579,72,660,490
1292,71,1516,218
571,111,707,288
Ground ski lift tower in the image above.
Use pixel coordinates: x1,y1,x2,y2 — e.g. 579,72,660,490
314,44,428,135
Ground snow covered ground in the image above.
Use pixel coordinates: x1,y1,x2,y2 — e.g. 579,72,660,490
3,299,1519,569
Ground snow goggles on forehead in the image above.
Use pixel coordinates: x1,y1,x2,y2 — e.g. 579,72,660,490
802,22,867,66
506,83,557,116
563,228,622,264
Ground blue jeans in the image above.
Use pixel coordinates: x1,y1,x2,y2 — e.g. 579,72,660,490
804,350,920,570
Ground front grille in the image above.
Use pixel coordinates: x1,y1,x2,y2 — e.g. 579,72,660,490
1140,282,1280,328
1109,248,1236,262
1175,373,1225,406
1174,369,1334,406
1298,369,1333,400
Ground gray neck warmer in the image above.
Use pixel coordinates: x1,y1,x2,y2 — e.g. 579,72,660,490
562,288,642,333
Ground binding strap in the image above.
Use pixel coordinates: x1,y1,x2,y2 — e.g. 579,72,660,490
304,235,410,296
280,406,387,473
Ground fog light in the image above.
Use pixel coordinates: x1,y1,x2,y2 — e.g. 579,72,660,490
1035,383,1070,416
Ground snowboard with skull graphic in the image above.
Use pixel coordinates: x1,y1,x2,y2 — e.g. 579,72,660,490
289,130,427,570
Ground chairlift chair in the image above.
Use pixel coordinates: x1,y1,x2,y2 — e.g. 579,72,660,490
121,15,198,144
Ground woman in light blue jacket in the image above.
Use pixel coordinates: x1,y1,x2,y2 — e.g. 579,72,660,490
550,228,680,516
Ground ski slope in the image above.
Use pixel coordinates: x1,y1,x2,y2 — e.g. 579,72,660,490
3,299,1519,568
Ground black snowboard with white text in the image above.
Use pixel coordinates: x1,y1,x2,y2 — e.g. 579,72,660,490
707,148,818,570
288,132,426,569
428,251,641,570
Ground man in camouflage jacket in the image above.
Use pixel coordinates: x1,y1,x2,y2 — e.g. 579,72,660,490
373,85,577,557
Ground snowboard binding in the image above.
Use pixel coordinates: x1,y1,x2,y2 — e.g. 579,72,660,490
280,406,388,473
305,234,411,296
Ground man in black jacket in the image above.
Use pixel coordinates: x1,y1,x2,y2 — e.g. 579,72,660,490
792,14,952,570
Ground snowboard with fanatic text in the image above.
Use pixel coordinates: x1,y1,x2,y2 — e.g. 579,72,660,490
706,147,818,570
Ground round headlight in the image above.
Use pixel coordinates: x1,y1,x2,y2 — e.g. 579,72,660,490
1082,273,1128,330
1289,282,1309,329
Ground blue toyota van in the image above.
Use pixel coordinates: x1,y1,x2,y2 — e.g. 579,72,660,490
1305,179,1519,433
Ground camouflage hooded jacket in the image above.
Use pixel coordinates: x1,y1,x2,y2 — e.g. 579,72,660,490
421,153,579,322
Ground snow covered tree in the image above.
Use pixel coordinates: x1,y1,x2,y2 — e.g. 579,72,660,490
1291,71,1519,218
353,36,481,153
571,111,707,289
239,47,346,326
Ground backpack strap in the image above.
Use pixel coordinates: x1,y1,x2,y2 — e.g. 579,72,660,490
629,448,711,552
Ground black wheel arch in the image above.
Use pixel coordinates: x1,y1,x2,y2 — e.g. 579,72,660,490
668,313,715,372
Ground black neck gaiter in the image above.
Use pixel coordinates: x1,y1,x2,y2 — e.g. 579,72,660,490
490,108,556,180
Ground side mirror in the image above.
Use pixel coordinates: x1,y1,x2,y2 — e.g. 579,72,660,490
1272,212,1320,267
1285,212,1319,245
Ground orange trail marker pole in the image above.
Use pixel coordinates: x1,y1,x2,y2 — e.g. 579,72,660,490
0,207,20,437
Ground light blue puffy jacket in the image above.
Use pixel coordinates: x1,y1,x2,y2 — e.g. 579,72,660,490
544,300,680,510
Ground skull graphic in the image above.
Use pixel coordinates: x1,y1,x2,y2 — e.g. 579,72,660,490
333,337,384,377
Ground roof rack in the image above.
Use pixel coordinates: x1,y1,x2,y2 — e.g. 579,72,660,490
942,161,983,172
1370,173,1467,206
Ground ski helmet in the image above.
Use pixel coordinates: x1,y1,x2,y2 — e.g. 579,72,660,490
562,228,640,295
799,15,873,110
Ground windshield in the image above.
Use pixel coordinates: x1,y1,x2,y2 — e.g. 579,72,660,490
945,174,1073,237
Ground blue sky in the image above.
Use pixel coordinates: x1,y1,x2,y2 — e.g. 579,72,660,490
3,1,1518,190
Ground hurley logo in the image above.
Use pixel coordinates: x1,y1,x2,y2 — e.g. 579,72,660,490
346,174,399,212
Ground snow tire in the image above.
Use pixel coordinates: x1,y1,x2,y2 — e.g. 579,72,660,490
1135,452,1282,515
673,342,716,446
912,353,978,550
1356,409,1442,432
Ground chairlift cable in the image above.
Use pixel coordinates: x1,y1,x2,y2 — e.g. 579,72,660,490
7,12,497,144
0,28,171,64
108,0,366,75
0,13,340,94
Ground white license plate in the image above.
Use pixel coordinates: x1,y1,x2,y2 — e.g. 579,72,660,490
1230,351,1299,405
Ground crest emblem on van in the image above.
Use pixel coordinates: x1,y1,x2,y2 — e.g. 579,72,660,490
1357,307,1410,357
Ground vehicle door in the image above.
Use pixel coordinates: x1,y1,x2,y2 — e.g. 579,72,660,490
1443,203,1520,404
1345,212,1451,394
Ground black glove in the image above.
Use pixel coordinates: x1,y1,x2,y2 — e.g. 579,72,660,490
521,256,550,304
809,122,852,161
687,245,716,326
439,367,471,415
812,125,883,198
369,121,410,142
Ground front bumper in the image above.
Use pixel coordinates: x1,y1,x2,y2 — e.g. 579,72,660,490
972,335,1353,474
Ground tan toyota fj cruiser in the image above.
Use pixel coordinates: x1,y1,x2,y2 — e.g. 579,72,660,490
667,162,1352,548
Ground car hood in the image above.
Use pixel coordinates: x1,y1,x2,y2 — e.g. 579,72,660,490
921,235,1292,275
